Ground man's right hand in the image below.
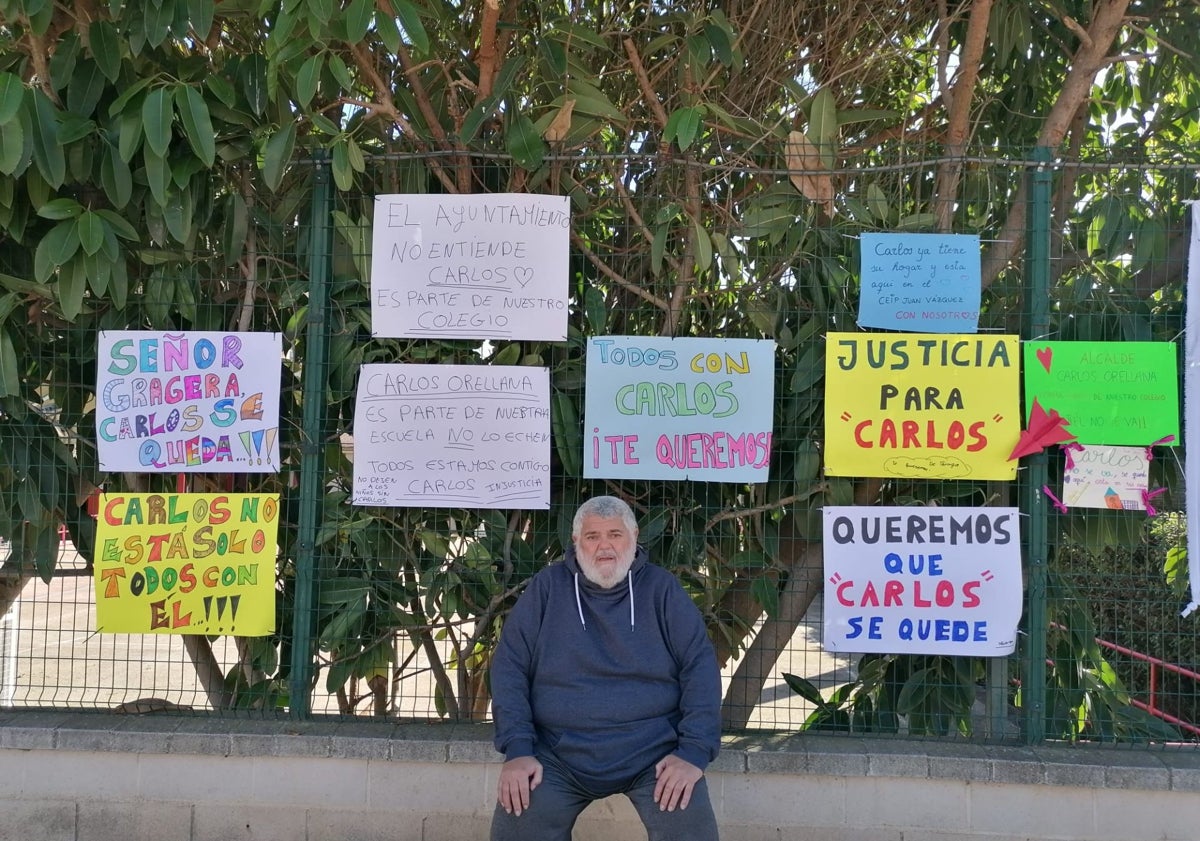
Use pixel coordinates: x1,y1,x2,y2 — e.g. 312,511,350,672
497,756,543,816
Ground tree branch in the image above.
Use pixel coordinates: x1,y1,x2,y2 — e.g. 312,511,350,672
934,0,994,232
981,0,1133,288
571,231,670,311
344,42,458,194
475,0,502,99
622,37,671,129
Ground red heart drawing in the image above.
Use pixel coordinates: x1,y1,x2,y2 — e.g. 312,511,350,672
1036,346,1053,373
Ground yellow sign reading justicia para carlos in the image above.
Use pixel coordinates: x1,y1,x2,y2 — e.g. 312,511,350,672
94,493,277,635
823,333,1020,480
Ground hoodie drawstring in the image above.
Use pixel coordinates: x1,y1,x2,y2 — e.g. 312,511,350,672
572,570,637,629
627,571,635,628
574,572,586,628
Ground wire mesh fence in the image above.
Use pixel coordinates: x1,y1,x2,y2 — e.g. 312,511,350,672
1,145,1196,747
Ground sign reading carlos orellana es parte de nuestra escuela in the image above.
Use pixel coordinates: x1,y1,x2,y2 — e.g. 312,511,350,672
351,363,551,509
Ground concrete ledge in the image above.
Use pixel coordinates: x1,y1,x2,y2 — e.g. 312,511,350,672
2,710,1198,791
2,711,1199,841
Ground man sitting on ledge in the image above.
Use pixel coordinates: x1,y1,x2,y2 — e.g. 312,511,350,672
489,495,721,841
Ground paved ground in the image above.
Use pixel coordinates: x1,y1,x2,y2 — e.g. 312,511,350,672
3,544,854,727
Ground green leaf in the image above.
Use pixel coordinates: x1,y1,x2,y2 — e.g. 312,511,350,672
163,188,193,243
584,284,606,333
345,0,373,42
0,73,23,124
36,198,84,220
393,0,430,54
704,21,733,65
866,182,890,223
782,672,830,708
34,219,81,283
241,54,268,116
262,121,296,191
346,137,366,172
100,136,133,207
376,13,400,52
0,328,19,398
67,58,106,117
0,118,27,175
550,389,581,477
143,146,171,205
78,211,105,256
651,223,668,275
751,575,780,618
664,106,702,152
29,89,65,187
565,80,626,123
96,209,139,240
505,113,545,170
82,248,111,296
57,113,95,144
331,137,353,190
141,87,174,156
491,343,521,366
808,87,838,149
145,0,175,48
109,254,129,309
57,255,88,321
793,440,820,482
175,84,216,167
296,53,322,108
327,53,354,90
187,0,217,39
205,74,237,109
692,217,711,272
222,192,249,265
116,99,144,162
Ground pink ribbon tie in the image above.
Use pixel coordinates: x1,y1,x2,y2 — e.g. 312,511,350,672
1141,487,1166,517
1042,485,1068,514
1145,435,1176,462
1061,442,1085,470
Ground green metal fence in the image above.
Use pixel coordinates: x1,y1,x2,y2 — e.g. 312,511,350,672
1,146,1195,746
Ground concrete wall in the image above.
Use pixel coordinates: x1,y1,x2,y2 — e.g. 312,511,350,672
1,712,1199,841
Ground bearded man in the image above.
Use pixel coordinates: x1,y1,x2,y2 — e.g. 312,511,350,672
489,495,722,841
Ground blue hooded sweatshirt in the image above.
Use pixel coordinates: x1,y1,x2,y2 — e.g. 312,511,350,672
490,544,721,792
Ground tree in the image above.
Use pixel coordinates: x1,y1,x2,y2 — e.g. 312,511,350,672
0,0,1195,724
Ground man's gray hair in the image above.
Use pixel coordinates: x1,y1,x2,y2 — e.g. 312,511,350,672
572,495,638,537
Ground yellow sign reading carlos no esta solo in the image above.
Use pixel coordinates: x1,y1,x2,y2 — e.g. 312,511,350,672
94,493,278,635
823,333,1020,480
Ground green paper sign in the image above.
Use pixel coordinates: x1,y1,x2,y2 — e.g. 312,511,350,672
1022,341,1179,445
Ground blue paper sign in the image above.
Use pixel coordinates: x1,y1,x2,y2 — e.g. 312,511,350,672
583,336,776,482
858,233,982,333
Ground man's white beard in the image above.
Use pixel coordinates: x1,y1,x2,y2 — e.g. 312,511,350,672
578,549,635,589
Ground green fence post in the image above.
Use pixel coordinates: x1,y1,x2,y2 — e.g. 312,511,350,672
289,153,333,718
1021,145,1053,744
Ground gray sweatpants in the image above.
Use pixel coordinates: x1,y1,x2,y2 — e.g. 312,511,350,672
490,753,719,841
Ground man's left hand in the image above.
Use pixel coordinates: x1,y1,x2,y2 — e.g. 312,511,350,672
653,754,703,811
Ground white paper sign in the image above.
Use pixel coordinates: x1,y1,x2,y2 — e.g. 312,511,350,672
822,506,1022,656
96,331,282,473
1185,200,1200,616
351,364,550,509
1061,445,1149,510
370,194,570,340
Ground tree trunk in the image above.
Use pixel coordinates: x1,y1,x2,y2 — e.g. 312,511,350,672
721,541,824,729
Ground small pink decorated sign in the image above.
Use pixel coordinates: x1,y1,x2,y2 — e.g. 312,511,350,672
1061,444,1149,511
